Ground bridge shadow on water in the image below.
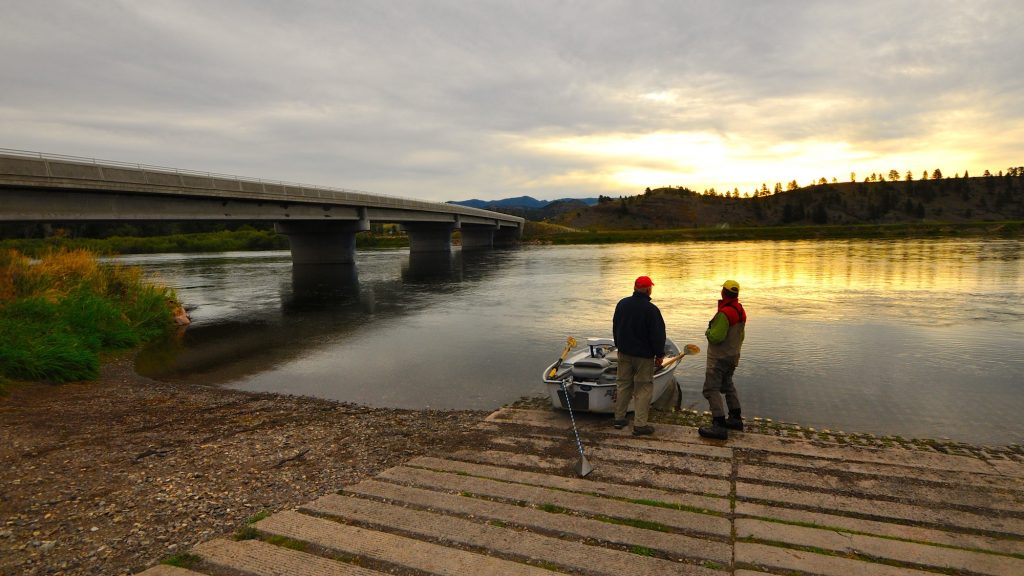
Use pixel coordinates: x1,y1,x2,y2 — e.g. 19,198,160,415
135,249,516,388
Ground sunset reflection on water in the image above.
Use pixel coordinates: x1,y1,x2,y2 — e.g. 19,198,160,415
129,238,1023,444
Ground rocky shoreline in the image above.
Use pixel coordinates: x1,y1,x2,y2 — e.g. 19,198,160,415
0,355,490,576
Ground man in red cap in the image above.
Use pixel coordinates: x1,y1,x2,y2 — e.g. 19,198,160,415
611,275,667,436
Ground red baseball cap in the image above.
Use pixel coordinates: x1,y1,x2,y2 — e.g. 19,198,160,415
634,275,654,288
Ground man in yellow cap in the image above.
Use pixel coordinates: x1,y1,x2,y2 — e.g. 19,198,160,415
698,280,746,440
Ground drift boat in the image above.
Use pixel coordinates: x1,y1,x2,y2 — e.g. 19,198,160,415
543,337,697,413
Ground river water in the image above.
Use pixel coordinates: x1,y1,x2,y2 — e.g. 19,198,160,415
125,239,1024,445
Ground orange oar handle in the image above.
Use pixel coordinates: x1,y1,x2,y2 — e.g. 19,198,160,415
548,336,577,378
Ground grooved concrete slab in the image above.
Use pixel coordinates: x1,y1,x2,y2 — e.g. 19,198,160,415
486,435,734,477
161,408,1023,576
736,481,1024,535
303,493,721,576
336,479,731,563
737,462,1024,512
736,501,1024,556
447,449,733,495
194,538,384,575
593,446,733,477
256,510,555,576
487,408,1007,475
736,541,940,575
736,518,1024,576
750,452,1024,491
408,455,731,513
598,435,733,459
379,465,732,536
477,424,733,458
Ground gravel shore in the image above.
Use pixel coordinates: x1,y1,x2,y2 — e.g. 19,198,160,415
0,355,490,575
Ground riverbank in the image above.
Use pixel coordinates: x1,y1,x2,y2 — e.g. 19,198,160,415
0,354,490,576
525,219,1024,244
4,220,1021,258
0,230,407,258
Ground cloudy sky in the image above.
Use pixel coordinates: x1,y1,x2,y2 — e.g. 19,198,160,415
2,1,1022,203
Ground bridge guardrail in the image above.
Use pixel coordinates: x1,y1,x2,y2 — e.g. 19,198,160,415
0,148,522,225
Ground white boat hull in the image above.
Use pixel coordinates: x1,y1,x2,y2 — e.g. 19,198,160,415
543,338,682,414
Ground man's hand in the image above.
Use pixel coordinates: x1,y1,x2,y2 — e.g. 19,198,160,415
655,356,664,369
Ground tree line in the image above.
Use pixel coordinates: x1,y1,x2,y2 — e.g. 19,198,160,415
695,165,1024,199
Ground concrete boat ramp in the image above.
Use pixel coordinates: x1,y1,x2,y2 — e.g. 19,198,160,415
142,407,1023,576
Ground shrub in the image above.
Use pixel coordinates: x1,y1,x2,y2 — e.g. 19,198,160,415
0,249,178,383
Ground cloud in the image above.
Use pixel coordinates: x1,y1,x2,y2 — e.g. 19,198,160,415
1,1,1021,202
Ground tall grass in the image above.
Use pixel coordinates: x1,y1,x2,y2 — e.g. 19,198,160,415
0,249,179,384
0,228,412,258
0,229,289,258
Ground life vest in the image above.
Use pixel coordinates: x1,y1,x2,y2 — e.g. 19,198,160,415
718,297,746,325
708,297,746,360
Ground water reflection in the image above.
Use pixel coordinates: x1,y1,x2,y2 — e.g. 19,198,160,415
402,251,458,283
284,264,370,313
136,249,515,386
127,240,1024,444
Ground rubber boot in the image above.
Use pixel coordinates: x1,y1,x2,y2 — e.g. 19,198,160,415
698,416,729,440
724,409,744,431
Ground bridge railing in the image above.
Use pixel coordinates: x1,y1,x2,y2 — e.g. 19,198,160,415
0,148,520,224
0,147,380,196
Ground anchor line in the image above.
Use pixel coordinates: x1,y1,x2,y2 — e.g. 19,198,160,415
560,377,587,459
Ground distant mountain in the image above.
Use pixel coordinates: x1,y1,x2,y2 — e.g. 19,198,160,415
448,196,598,210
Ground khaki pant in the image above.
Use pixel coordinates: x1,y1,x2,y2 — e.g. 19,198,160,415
703,356,741,418
614,353,654,427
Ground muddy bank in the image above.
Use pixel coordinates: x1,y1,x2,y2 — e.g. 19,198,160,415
0,355,490,575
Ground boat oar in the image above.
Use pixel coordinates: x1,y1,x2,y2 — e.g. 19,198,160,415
659,343,701,368
559,376,594,477
547,336,578,378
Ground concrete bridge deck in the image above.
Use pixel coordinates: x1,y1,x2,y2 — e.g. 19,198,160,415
0,149,524,263
140,407,1024,576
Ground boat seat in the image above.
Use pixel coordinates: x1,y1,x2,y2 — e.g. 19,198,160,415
572,357,614,381
604,350,617,363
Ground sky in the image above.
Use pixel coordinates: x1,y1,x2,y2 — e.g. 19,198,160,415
2,1,1022,203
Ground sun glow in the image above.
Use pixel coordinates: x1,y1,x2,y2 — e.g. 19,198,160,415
524,131,881,194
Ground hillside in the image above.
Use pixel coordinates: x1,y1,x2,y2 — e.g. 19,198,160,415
448,196,599,220
545,175,1024,230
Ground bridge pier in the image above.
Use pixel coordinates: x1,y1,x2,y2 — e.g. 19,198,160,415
459,225,496,249
402,222,455,253
276,220,369,264
494,225,522,248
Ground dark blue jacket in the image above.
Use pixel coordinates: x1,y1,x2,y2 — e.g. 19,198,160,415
613,291,667,358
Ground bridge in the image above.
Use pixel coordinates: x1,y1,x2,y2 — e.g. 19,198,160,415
0,149,524,264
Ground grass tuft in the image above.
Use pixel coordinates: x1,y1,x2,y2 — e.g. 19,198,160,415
233,526,259,541
245,510,271,524
0,249,179,383
595,515,672,532
537,503,570,514
161,553,201,568
266,535,308,551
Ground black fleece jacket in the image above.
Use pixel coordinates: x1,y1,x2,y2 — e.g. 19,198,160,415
612,290,667,358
